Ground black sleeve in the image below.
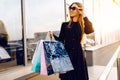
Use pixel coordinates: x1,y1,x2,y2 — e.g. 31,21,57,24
53,23,65,43
84,17,94,34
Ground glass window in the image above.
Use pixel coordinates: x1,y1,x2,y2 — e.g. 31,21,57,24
25,0,65,63
0,0,24,71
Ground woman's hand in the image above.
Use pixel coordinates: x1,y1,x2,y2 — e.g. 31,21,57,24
49,31,53,39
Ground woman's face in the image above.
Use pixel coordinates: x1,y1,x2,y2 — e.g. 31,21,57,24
69,4,83,17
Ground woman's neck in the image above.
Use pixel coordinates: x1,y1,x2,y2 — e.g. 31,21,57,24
72,16,79,22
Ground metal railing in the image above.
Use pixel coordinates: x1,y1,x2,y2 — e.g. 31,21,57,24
98,46,120,80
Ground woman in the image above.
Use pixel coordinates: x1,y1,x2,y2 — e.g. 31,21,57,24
50,2,94,80
0,20,11,55
0,20,9,47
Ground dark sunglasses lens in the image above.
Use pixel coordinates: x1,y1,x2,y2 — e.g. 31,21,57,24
69,7,76,10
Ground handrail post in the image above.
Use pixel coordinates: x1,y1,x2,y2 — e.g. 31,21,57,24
117,58,120,80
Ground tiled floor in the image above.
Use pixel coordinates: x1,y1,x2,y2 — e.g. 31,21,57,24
0,64,117,80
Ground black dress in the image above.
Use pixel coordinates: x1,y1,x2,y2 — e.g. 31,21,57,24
54,22,89,80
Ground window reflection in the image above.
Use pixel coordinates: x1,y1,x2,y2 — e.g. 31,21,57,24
0,0,24,71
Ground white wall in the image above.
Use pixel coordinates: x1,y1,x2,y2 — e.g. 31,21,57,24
93,0,120,45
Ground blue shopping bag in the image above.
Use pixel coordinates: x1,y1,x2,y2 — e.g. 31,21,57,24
43,41,74,74
31,40,43,73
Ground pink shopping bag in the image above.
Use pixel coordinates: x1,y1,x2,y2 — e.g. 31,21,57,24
40,40,48,75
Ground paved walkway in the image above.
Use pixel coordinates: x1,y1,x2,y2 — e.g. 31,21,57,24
0,64,117,80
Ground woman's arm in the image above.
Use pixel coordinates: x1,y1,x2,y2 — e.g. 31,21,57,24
53,23,65,43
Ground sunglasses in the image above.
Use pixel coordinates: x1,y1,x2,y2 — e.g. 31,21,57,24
69,6,83,11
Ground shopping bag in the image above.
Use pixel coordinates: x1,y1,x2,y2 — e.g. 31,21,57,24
31,40,53,75
43,42,54,75
43,41,74,73
31,40,42,73
40,40,48,75
0,47,10,60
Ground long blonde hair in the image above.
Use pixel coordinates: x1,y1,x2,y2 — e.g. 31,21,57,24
68,2,85,43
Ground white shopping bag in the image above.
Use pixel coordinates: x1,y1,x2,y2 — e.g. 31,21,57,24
0,47,10,60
